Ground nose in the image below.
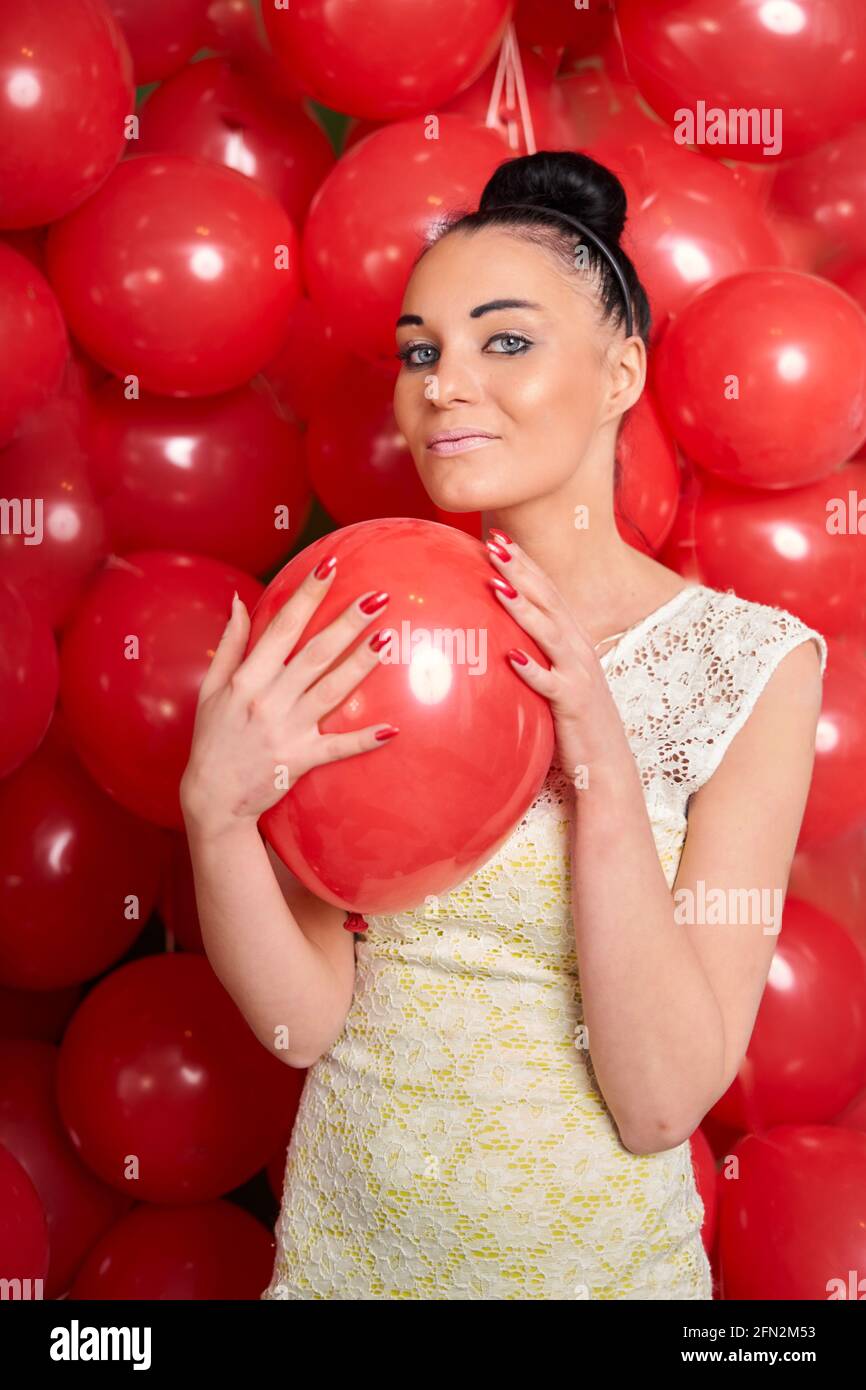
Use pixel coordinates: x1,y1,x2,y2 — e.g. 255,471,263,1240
425,347,483,408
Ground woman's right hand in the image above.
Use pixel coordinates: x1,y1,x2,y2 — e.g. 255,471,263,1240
179,557,397,836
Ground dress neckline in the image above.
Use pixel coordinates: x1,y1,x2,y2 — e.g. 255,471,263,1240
595,584,704,667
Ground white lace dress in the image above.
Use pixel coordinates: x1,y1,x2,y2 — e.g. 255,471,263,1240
261,583,827,1300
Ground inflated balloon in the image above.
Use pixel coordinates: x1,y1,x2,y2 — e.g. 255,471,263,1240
616,0,866,161
799,640,866,849
614,391,679,555
59,551,263,828
56,953,307,1202
0,579,58,778
653,271,866,487
0,1040,131,1299
557,66,676,184
515,0,614,53
70,1200,275,1300
305,357,435,525
835,1085,866,1133
771,124,866,267
137,57,335,226
84,377,311,574
0,729,167,990
710,900,866,1131
687,463,866,639
0,0,133,228
262,297,354,426
790,824,866,957
0,399,108,631
158,833,204,954
0,983,82,1045
264,0,512,121
247,518,555,913
265,1128,297,1204
302,116,506,363
620,150,781,337
718,1125,866,1300
0,1143,49,1287
106,0,210,83
689,1128,718,1256
0,244,68,446
45,154,301,397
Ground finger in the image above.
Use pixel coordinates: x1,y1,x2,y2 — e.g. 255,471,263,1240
268,587,390,702
294,625,394,723
489,577,558,662
233,555,338,692
485,536,561,616
197,592,251,704
315,721,400,765
505,645,559,697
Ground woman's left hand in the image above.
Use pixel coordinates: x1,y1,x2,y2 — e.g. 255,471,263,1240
485,531,631,783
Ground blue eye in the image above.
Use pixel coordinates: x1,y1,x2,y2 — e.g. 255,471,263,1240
395,331,533,369
488,332,531,354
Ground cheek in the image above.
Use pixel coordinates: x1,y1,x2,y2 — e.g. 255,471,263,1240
504,357,600,449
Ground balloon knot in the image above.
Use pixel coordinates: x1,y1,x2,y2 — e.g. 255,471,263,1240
344,912,368,933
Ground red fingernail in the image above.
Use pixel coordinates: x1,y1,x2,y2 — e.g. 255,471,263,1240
359,590,389,614
314,555,337,580
374,724,400,741
489,576,518,600
489,527,512,545
507,647,529,665
486,539,511,562
368,629,393,653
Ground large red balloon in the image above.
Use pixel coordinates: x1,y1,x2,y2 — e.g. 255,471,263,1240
302,116,507,364
0,0,133,229
56,953,307,1202
247,518,555,913
137,57,335,226
710,900,866,1131
59,551,263,828
0,579,58,778
0,399,108,631
616,0,866,161
263,0,512,121
106,0,210,84
70,1199,276,1300
557,65,677,183
515,0,614,54
45,154,301,397
686,463,866,639
614,391,680,554
718,1125,866,1300
262,297,354,426
305,357,435,525
654,270,866,487
0,243,68,446
799,639,866,849
0,729,167,990
771,122,866,267
0,1143,49,1289
84,377,311,574
790,824,866,960
0,1041,131,1298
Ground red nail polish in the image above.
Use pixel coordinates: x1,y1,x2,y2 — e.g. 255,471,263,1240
489,576,518,600
489,527,512,545
486,539,511,562
374,724,400,741
507,647,529,665
368,629,393,653
359,590,389,614
314,554,337,580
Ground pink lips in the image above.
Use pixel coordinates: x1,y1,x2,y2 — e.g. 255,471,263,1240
427,430,498,456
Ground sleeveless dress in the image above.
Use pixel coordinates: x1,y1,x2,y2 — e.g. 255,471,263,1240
261,583,828,1301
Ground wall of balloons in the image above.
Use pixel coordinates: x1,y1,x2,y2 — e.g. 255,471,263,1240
1,0,866,1303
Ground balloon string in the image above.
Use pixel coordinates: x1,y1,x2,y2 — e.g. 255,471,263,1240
485,21,537,156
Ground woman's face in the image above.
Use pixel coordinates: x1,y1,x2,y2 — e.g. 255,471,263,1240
393,226,625,514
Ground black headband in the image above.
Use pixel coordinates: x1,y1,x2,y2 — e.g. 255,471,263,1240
486,202,635,340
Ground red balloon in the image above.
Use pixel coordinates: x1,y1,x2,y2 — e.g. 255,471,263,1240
710,900,866,1131
137,57,335,226
0,579,58,777
654,270,866,487
247,518,555,913
265,1129,296,1204
0,244,68,446
106,0,210,84
790,823,866,958
0,0,133,229
59,551,263,828
158,833,204,954
0,730,167,990
0,1040,131,1298
515,0,614,53
45,154,301,397
835,1084,866,1133
614,391,680,554
616,0,866,162
800,639,866,849
56,953,307,1202
0,399,108,631
70,1199,276,1299
718,1125,866,1300
686,463,866,639
263,0,512,121
0,983,82,1044
305,356,435,525
302,116,507,364
0,1143,49,1288
689,1128,718,1256
84,377,311,574
619,150,781,337
262,297,354,425
771,123,866,266
557,65,677,182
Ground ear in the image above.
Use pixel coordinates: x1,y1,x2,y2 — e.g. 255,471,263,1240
602,334,646,427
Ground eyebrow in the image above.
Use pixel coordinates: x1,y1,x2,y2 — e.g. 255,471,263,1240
396,298,543,329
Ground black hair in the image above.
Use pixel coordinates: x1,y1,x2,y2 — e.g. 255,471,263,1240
423,150,654,549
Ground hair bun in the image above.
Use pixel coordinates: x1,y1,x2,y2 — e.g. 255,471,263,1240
479,150,627,247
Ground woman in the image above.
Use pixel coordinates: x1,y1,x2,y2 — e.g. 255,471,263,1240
180,151,827,1300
